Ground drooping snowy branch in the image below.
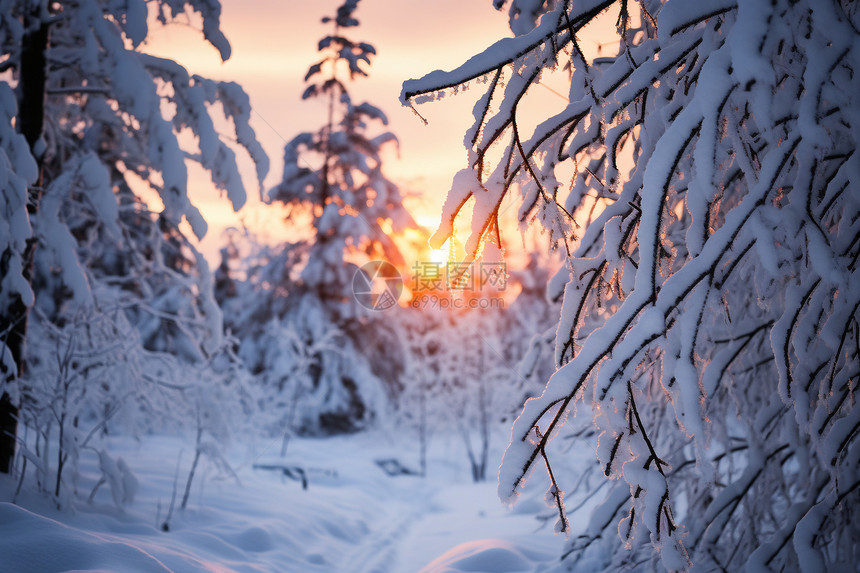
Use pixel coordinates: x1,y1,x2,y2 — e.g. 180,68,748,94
405,0,860,569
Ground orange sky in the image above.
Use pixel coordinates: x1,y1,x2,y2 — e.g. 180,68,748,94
143,0,515,264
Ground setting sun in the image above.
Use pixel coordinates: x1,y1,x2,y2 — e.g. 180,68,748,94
428,240,449,266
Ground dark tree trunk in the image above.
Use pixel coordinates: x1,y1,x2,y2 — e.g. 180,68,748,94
0,391,20,473
0,9,49,475
19,13,48,151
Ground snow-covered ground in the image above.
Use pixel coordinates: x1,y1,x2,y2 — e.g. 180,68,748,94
0,429,590,572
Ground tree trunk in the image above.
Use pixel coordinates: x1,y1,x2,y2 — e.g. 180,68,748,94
19,11,49,152
0,392,19,473
181,425,204,510
0,8,49,474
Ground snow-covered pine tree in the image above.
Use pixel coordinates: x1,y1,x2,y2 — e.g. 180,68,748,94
223,0,414,435
268,0,412,305
403,0,860,570
0,0,267,477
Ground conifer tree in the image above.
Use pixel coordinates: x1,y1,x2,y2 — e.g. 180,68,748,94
222,0,414,434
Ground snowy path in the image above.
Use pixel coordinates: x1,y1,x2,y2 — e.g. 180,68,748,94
0,431,578,572
337,490,429,573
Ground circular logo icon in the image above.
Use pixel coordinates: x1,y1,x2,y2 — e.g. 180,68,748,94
352,260,403,311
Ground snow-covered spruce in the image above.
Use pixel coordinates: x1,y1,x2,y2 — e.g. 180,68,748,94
217,0,414,436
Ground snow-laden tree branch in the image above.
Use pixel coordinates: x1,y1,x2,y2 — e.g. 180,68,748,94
404,0,860,569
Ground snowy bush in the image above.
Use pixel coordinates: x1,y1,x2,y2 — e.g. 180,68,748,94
13,288,252,508
14,307,147,503
404,0,860,569
399,303,548,482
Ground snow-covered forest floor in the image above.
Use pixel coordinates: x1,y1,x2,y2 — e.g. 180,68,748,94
0,427,588,572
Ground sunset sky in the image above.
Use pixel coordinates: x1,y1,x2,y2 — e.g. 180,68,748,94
143,0,517,263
